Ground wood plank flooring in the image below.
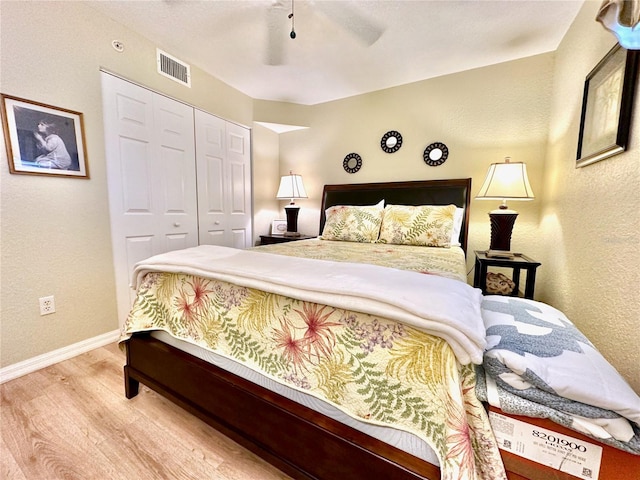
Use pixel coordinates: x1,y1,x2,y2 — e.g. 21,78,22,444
1,343,292,480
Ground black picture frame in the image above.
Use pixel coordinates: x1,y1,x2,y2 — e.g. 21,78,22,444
576,44,639,168
1,94,89,178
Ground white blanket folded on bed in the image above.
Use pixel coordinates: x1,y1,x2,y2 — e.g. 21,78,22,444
131,245,486,365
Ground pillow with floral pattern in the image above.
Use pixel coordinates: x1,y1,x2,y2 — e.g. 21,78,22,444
320,200,384,243
378,204,456,247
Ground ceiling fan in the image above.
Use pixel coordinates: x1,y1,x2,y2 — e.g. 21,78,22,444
264,0,385,66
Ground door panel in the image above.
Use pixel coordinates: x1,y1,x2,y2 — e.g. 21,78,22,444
195,110,226,246
120,138,152,213
103,73,252,328
195,110,252,247
204,154,225,213
231,229,248,249
114,91,152,139
166,233,191,251
102,72,198,327
202,228,226,246
225,122,252,247
154,95,198,253
230,162,247,213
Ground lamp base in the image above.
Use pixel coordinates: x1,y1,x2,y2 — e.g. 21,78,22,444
284,205,300,236
489,212,518,251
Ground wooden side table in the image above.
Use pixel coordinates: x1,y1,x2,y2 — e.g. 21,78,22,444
259,234,315,245
473,250,541,299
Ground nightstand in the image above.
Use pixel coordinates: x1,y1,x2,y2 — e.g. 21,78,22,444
473,250,541,300
259,234,315,245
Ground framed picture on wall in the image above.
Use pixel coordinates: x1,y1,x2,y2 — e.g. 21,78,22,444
1,94,89,178
576,45,639,168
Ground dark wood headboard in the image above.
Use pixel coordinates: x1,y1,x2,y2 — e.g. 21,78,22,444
320,178,472,254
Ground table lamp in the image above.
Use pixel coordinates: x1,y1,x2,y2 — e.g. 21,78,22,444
476,157,534,251
276,171,308,236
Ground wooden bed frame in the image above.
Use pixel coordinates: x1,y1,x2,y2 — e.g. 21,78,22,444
487,407,640,480
319,178,472,254
123,178,639,479
124,178,471,480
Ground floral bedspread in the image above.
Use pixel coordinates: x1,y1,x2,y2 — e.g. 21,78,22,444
254,238,468,282
124,270,506,479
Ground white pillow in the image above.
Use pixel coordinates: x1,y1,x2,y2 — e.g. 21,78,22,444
450,208,464,247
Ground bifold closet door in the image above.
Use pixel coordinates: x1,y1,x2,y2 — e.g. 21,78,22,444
195,109,252,249
101,72,198,327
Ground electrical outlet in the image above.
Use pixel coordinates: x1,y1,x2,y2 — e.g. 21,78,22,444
39,296,55,315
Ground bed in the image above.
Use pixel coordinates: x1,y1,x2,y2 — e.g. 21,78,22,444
121,178,640,479
123,178,498,480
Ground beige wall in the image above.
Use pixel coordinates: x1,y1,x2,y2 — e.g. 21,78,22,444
270,2,639,392
251,123,282,243
0,1,255,367
536,1,640,392
2,1,638,394
275,54,554,283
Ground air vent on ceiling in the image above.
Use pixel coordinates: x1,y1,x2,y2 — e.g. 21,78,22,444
156,49,191,87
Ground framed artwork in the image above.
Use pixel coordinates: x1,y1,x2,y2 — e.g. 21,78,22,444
271,219,288,235
1,94,89,178
576,45,639,168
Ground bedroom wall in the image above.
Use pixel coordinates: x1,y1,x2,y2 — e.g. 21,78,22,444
251,123,282,241
536,1,640,393
263,1,640,394
264,53,554,285
2,1,637,396
0,1,255,369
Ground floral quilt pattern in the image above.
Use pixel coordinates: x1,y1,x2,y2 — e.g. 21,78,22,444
255,238,468,282
124,271,505,479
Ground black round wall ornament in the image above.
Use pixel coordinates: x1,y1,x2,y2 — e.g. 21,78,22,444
380,130,403,153
343,153,363,174
423,142,449,166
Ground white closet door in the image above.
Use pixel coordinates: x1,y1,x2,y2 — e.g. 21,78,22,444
101,72,198,327
194,110,226,246
226,122,252,249
153,94,199,251
195,109,252,248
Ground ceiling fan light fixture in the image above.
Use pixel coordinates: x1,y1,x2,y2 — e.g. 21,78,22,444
289,0,296,39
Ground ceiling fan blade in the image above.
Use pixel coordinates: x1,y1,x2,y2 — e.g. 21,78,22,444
314,1,384,46
265,4,287,65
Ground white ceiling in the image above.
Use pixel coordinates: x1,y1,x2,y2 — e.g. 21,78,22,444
88,0,585,106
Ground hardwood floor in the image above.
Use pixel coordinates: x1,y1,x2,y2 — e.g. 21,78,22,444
1,343,292,480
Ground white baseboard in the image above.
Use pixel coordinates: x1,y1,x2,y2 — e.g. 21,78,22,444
0,329,121,384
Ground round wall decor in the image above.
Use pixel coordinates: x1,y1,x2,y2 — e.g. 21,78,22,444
423,142,449,166
343,152,363,174
380,130,403,153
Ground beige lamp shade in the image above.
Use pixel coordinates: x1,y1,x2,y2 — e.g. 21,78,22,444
596,0,640,50
276,171,308,204
476,158,534,209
